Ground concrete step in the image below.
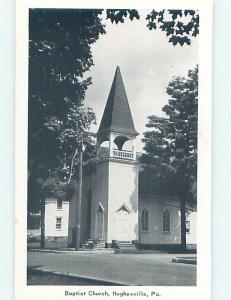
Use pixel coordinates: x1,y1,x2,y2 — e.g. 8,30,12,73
118,241,132,244
81,239,106,249
116,241,137,249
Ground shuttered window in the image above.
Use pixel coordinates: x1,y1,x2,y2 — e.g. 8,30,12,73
56,217,62,230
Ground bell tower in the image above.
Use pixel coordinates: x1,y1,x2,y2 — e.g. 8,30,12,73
91,66,139,244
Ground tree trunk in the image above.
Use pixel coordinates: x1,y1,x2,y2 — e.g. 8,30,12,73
75,149,83,251
180,197,186,251
40,200,45,248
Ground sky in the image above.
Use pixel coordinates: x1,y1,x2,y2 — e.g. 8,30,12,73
85,11,198,152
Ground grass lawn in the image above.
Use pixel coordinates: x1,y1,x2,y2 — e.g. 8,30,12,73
27,267,118,285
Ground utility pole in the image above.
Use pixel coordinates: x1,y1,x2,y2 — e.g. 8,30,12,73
75,146,83,251
180,196,186,251
40,202,45,249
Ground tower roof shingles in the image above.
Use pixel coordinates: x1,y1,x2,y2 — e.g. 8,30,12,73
97,66,139,139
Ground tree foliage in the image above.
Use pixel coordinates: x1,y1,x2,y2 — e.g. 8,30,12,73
28,9,105,212
140,66,198,249
106,9,140,23
44,104,96,182
29,8,105,174
146,10,199,46
141,65,198,205
106,9,199,46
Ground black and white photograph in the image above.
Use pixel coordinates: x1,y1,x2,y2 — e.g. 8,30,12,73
15,1,212,299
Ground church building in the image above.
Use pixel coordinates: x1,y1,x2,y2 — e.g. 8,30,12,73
41,67,196,249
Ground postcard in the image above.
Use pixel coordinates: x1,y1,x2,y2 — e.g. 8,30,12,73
15,1,212,299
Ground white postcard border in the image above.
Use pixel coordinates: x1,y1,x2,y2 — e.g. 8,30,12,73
15,1,212,300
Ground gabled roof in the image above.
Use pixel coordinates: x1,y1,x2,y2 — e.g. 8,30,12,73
97,66,139,139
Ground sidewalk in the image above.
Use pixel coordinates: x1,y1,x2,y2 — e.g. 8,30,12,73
29,248,115,254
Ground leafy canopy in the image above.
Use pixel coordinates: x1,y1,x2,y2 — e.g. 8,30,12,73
140,66,198,204
106,9,199,46
28,9,105,177
28,9,105,211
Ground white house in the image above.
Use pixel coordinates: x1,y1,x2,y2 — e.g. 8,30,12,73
44,198,69,246
34,67,196,249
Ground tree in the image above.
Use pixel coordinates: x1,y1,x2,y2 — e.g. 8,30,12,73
141,66,198,250
28,9,105,212
106,9,199,46
44,104,96,181
45,104,96,250
28,9,105,247
28,8,105,177
29,103,96,248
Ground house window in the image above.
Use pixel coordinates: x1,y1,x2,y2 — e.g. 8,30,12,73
56,217,62,230
163,209,170,232
57,199,62,209
141,208,149,232
186,221,190,233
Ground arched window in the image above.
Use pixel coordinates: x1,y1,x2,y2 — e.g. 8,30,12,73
95,203,104,240
96,203,104,213
163,208,171,232
141,208,149,232
116,203,131,215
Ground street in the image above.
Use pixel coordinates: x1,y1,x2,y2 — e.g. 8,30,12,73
27,251,196,286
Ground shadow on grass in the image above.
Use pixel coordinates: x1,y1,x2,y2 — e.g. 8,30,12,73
27,266,121,286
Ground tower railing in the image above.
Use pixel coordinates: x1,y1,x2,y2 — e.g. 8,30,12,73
113,149,134,160
97,147,135,160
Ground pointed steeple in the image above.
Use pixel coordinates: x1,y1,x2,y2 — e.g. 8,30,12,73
97,66,138,140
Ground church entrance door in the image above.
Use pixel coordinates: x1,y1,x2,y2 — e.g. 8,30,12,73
115,204,131,241
95,204,104,240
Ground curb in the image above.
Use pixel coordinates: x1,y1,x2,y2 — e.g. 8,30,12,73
28,267,128,286
172,257,197,265
28,248,115,254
